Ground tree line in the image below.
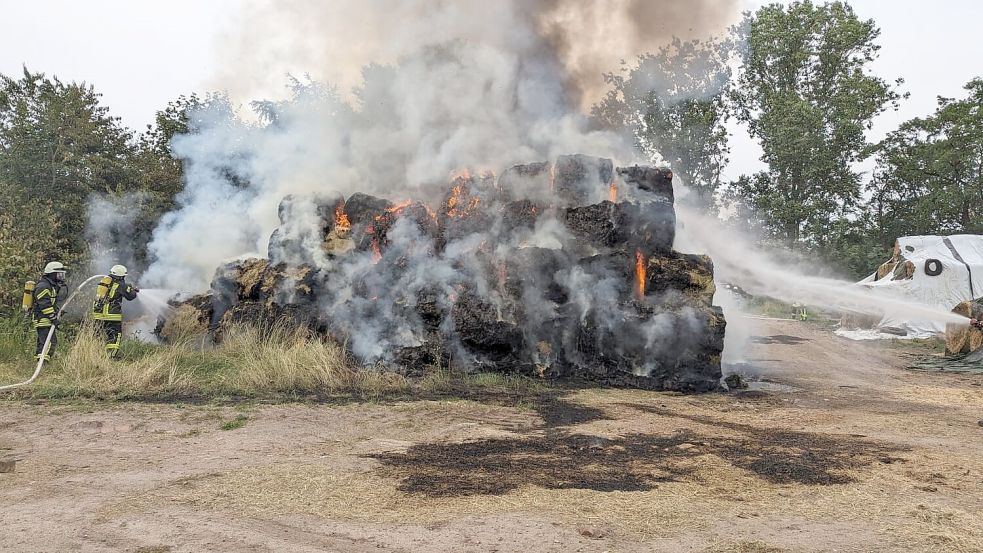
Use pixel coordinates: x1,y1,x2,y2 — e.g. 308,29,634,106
1,0,981,309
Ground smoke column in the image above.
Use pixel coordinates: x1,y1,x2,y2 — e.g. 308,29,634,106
142,0,742,291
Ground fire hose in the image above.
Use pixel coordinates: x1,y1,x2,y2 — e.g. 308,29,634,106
0,275,105,392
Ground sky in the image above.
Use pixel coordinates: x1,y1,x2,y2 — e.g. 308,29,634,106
1,0,981,179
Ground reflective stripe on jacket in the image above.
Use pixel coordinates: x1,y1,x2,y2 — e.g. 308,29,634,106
93,277,137,321
31,276,61,328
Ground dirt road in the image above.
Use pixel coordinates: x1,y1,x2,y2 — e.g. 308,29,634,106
2,320,981,552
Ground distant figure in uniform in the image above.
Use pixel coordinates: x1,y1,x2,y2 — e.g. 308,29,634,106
32,261,68,362
92,265,139,358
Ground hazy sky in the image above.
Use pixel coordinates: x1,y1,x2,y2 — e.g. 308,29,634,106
1,0,981,178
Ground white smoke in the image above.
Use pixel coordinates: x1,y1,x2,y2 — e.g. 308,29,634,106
674,204,969,327
85,192,149,276
141,1,741,291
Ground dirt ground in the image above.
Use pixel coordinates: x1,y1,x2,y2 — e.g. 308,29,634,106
2,319,982,552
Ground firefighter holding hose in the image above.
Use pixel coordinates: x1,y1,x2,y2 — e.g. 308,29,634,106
26,261,69,362
92,265,139,358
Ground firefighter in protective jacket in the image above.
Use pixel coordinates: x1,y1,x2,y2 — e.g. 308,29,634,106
32,261,68,362
93,265,139,357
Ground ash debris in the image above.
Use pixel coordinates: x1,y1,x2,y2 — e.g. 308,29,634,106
163,155,725,392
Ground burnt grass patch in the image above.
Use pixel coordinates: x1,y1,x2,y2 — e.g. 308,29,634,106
367,395,908,497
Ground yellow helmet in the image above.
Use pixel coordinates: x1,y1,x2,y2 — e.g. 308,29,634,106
110,265,128,277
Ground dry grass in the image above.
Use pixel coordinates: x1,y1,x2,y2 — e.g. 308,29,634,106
0,319,546,401
0,321,407,399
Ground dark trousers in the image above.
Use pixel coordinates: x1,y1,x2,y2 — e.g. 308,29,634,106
99,320,123,357
35,326,57,361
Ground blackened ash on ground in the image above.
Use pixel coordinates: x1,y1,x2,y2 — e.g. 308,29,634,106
366,394,907,497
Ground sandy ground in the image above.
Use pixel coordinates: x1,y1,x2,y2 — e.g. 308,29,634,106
1,319,982,553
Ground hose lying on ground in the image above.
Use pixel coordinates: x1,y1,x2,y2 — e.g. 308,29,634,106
0,274,105,392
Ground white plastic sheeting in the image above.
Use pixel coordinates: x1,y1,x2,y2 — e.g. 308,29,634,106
858,234,983,336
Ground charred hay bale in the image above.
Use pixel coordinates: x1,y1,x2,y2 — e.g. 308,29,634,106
498,161,551,197
192,258,323,333
946,300,983,355
370,201,439,249
646,252,716,306
394,343,450,376
616,165,674,204
503,247,570,305
501,200,541,233
563,201,675,254
450,289,528,372
437,179,495,248
268,194,344,265
558,302,724,392
553,155,614,207
344,193,393,225
563,202,631,249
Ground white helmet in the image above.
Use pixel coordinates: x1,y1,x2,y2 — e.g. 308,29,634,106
110,264,128,277
43,261,67,275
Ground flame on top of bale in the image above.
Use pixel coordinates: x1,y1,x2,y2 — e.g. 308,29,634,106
334,203,351,232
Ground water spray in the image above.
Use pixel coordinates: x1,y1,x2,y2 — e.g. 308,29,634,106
0,274,105,392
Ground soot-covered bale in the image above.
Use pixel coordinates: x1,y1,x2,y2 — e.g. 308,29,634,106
167,156,727,392
553,154,614,207
564,201,675,254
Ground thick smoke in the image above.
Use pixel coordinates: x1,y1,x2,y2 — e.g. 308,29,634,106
144,0,740,291
211,0,742,111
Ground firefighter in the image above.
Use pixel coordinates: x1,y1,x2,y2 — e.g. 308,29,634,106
32,261,68,362
93,265,139,358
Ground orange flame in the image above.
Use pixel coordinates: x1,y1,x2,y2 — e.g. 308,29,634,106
371,237,382,263
444,185,480,219
548,162,556,194
334,204,351,230
634,249,647,299
366,224,382,263
608,181,617,203
386,199,413,214
450,168,472,181
425,205,438,223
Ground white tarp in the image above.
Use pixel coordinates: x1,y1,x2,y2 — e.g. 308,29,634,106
858,234,983,336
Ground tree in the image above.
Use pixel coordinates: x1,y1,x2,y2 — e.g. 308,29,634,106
730,1,903,248
0,67,135,263
868,78,983,240
593,37,733,208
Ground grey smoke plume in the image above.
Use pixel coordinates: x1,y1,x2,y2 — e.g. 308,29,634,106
145,1,740,291
85,192,149,276
212,0,742,112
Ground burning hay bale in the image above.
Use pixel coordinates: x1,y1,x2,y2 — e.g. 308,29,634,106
165,155,727,392
945,300,983,356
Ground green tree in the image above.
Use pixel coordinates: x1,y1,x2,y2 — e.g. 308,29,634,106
868,78,983,240
593,37,733,208
730,1,903,248
0,67,135,264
